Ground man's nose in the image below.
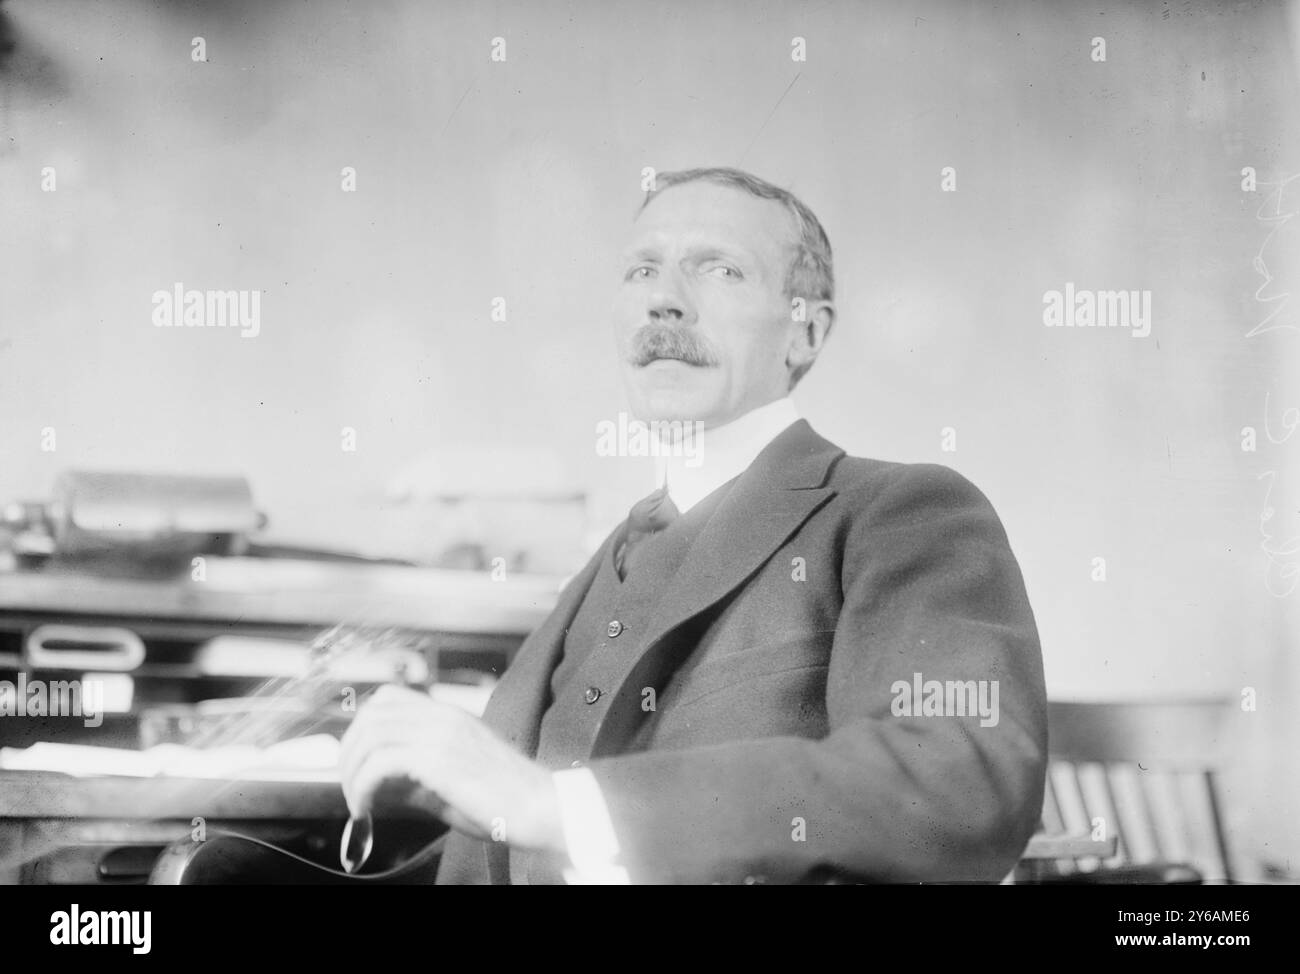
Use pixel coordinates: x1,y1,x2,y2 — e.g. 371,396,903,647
647,271,696,325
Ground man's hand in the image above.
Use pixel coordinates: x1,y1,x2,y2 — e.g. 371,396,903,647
339,684,566,854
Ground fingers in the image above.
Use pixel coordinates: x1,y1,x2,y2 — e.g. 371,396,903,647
336,683,538,842
338,684,461,817
341,685,437,759
342,744,425,819
339,714,422,789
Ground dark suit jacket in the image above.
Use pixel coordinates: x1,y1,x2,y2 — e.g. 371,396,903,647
436,419,1047,884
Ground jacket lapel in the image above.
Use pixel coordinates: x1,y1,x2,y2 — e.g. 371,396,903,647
589,419,843,756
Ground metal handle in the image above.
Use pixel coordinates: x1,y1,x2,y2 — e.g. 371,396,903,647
25,624,146,671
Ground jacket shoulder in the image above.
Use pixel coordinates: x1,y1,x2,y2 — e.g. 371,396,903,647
828,454,997,510
817,454,1012,553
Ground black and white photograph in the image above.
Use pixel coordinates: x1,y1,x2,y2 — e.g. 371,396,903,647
0,0,1297,945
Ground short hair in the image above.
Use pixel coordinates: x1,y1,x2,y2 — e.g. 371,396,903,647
637,167,834,385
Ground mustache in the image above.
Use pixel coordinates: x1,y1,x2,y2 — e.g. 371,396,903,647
628,324,720,368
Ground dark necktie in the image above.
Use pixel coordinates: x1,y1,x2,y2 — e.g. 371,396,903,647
616,484,680,580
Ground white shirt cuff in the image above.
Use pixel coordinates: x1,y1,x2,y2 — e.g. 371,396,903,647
552,767,630,884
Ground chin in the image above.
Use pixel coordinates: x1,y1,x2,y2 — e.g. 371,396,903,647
626,365,724,424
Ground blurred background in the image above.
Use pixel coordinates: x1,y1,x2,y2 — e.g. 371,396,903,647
1,0,1297,882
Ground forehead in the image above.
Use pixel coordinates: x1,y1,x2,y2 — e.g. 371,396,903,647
626,182,798,265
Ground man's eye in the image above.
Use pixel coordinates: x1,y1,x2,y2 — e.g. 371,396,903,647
625,266,656,281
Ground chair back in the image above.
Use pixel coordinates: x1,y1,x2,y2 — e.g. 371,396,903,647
1041,699,1237,882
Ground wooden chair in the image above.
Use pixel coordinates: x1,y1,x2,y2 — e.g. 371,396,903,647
1020,699,1238,884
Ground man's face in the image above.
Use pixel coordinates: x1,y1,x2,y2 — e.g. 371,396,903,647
613,182,799,427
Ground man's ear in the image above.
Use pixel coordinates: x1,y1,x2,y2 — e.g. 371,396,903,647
786,300,835,380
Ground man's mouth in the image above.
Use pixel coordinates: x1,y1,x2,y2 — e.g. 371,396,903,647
638,352,706,367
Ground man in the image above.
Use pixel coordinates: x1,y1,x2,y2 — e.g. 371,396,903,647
340,167,1047,884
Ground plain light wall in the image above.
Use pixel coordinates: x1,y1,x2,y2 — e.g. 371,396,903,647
2,0,1298,873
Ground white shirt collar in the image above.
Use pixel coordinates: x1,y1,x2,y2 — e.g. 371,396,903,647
653,397,801,514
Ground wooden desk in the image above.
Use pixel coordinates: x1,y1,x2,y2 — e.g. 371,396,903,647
0,771,349,884
0,559,560,881
0,560,563,635
0,770,345,819
0,561,559,751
